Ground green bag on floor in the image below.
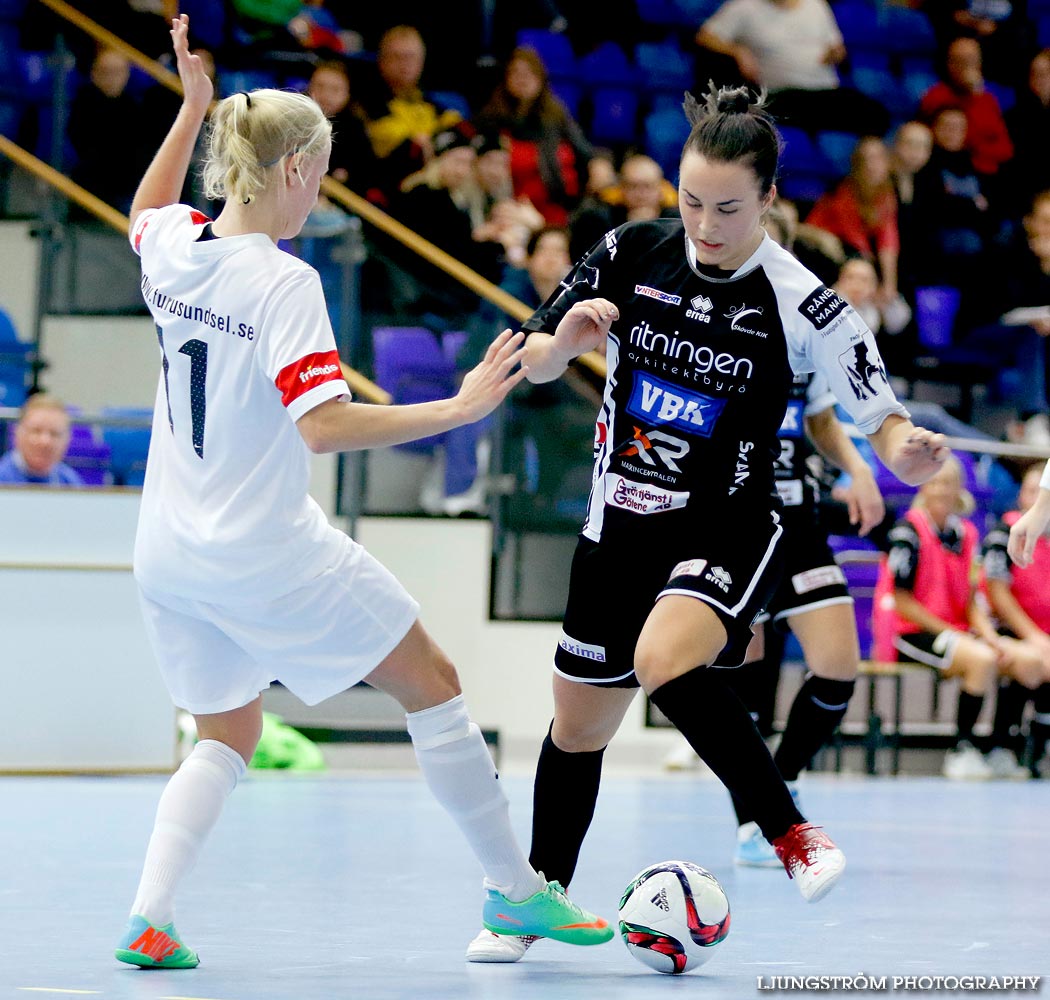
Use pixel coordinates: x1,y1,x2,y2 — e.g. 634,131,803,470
249,712,326,771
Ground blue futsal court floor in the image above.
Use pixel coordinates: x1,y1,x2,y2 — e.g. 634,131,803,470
2,772,1046,999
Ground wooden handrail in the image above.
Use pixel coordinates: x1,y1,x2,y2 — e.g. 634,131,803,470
0,133,128,231
0,134,388,404
30,0,608,381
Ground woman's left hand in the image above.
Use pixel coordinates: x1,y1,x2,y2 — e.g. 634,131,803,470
170,15,213,115
891,426,949,484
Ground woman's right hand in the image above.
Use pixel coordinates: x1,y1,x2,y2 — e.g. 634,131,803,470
171,15,213,115
552,298,620,360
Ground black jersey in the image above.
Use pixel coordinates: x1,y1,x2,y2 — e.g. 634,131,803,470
525,219,907,544
775,371,836,517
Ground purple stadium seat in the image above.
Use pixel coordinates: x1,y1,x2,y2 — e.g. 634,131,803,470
590,86,640,144
65,425,111,487
577,42,637,89
372,327,456,453
516,29,576,80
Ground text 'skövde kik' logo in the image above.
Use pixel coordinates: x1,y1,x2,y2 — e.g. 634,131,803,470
627,372,726,437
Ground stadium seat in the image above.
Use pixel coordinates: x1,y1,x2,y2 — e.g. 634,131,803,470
883,5,936,55
64,424,111,486
101,407,152,487
0,308,32,408
985,81,1015,113
817,130,858,179
549,78,582,116
635,41,694,97
675,0,724,23
372,327,456,453
174,0,228,51
644,106,691,179
635,0,682,27
516,29,576,80
914,286,960,349
902,68,937,105
576,42,637,89
428,89,471,118
778,125,831,178
833,1,886,51
1039,14,1050,47
590,86,640,144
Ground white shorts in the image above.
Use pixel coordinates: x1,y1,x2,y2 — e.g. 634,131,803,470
138,537,420,715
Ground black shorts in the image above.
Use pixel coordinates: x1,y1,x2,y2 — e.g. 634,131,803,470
893,630,959,672
554,511,785,687
760,511,852,629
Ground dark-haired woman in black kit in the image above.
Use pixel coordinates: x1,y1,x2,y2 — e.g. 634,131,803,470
467,85,950,963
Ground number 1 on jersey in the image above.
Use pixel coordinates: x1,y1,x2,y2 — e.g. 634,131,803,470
157,325,209,459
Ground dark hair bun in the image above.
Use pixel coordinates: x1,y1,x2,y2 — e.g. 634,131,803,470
715,87,753,115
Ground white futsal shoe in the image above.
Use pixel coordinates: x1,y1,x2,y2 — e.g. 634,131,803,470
465,929,541,963
772,823,846,902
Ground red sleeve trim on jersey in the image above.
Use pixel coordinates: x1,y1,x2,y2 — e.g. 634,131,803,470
275,350,344,407
132,214,151,254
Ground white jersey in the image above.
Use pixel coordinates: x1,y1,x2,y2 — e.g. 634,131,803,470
130,204,351,604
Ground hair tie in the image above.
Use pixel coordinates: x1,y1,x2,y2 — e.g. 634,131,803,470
240,91,252,109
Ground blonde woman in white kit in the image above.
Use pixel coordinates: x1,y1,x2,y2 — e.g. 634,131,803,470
115,15,612,969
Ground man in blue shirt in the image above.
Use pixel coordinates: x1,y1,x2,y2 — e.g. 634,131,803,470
0,394,84,486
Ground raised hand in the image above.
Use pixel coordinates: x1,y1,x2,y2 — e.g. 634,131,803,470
890,426,949,486
1008,490,1050,567
170,14,213,115
551,298,620,360
455,329,529,423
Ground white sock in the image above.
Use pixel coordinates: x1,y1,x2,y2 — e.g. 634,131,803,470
406,695,544,902
130,738,246,926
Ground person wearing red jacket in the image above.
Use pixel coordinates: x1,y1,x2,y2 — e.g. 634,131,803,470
920,36,1013,178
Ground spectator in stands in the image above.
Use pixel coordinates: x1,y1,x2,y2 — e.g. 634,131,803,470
68,47,152,214
890,121,933,298
969,190,1050,446
872,456,1044,778
927,0,1025,86
766,195,845,283
1005,50,1050,212
982,463,1050,778
355,25,463,199
583,148,618,200
911,107,992,289
695,0,889,136
0,394,84,487
475,46,592,227
471,132,545,269
391,124,505,320
306,60,377,196
806,137,900,306
835,257,911,339
288,0,363,58
920,36,1013,180
569,154,680,261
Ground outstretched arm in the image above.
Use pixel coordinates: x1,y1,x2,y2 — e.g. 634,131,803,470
129,15,213,228
1009,486,1050,567
297,329,528,453
806,406,885,536
866,413,949,487
524,298,619,384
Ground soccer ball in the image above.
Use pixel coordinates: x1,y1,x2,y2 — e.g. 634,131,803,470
618,860,731,975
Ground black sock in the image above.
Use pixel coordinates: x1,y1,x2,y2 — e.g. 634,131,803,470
773,676,856,782
990,680,1029,758
528,723,605,888
650,668,804,843
956,691,984,748
1029,684,1050,769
